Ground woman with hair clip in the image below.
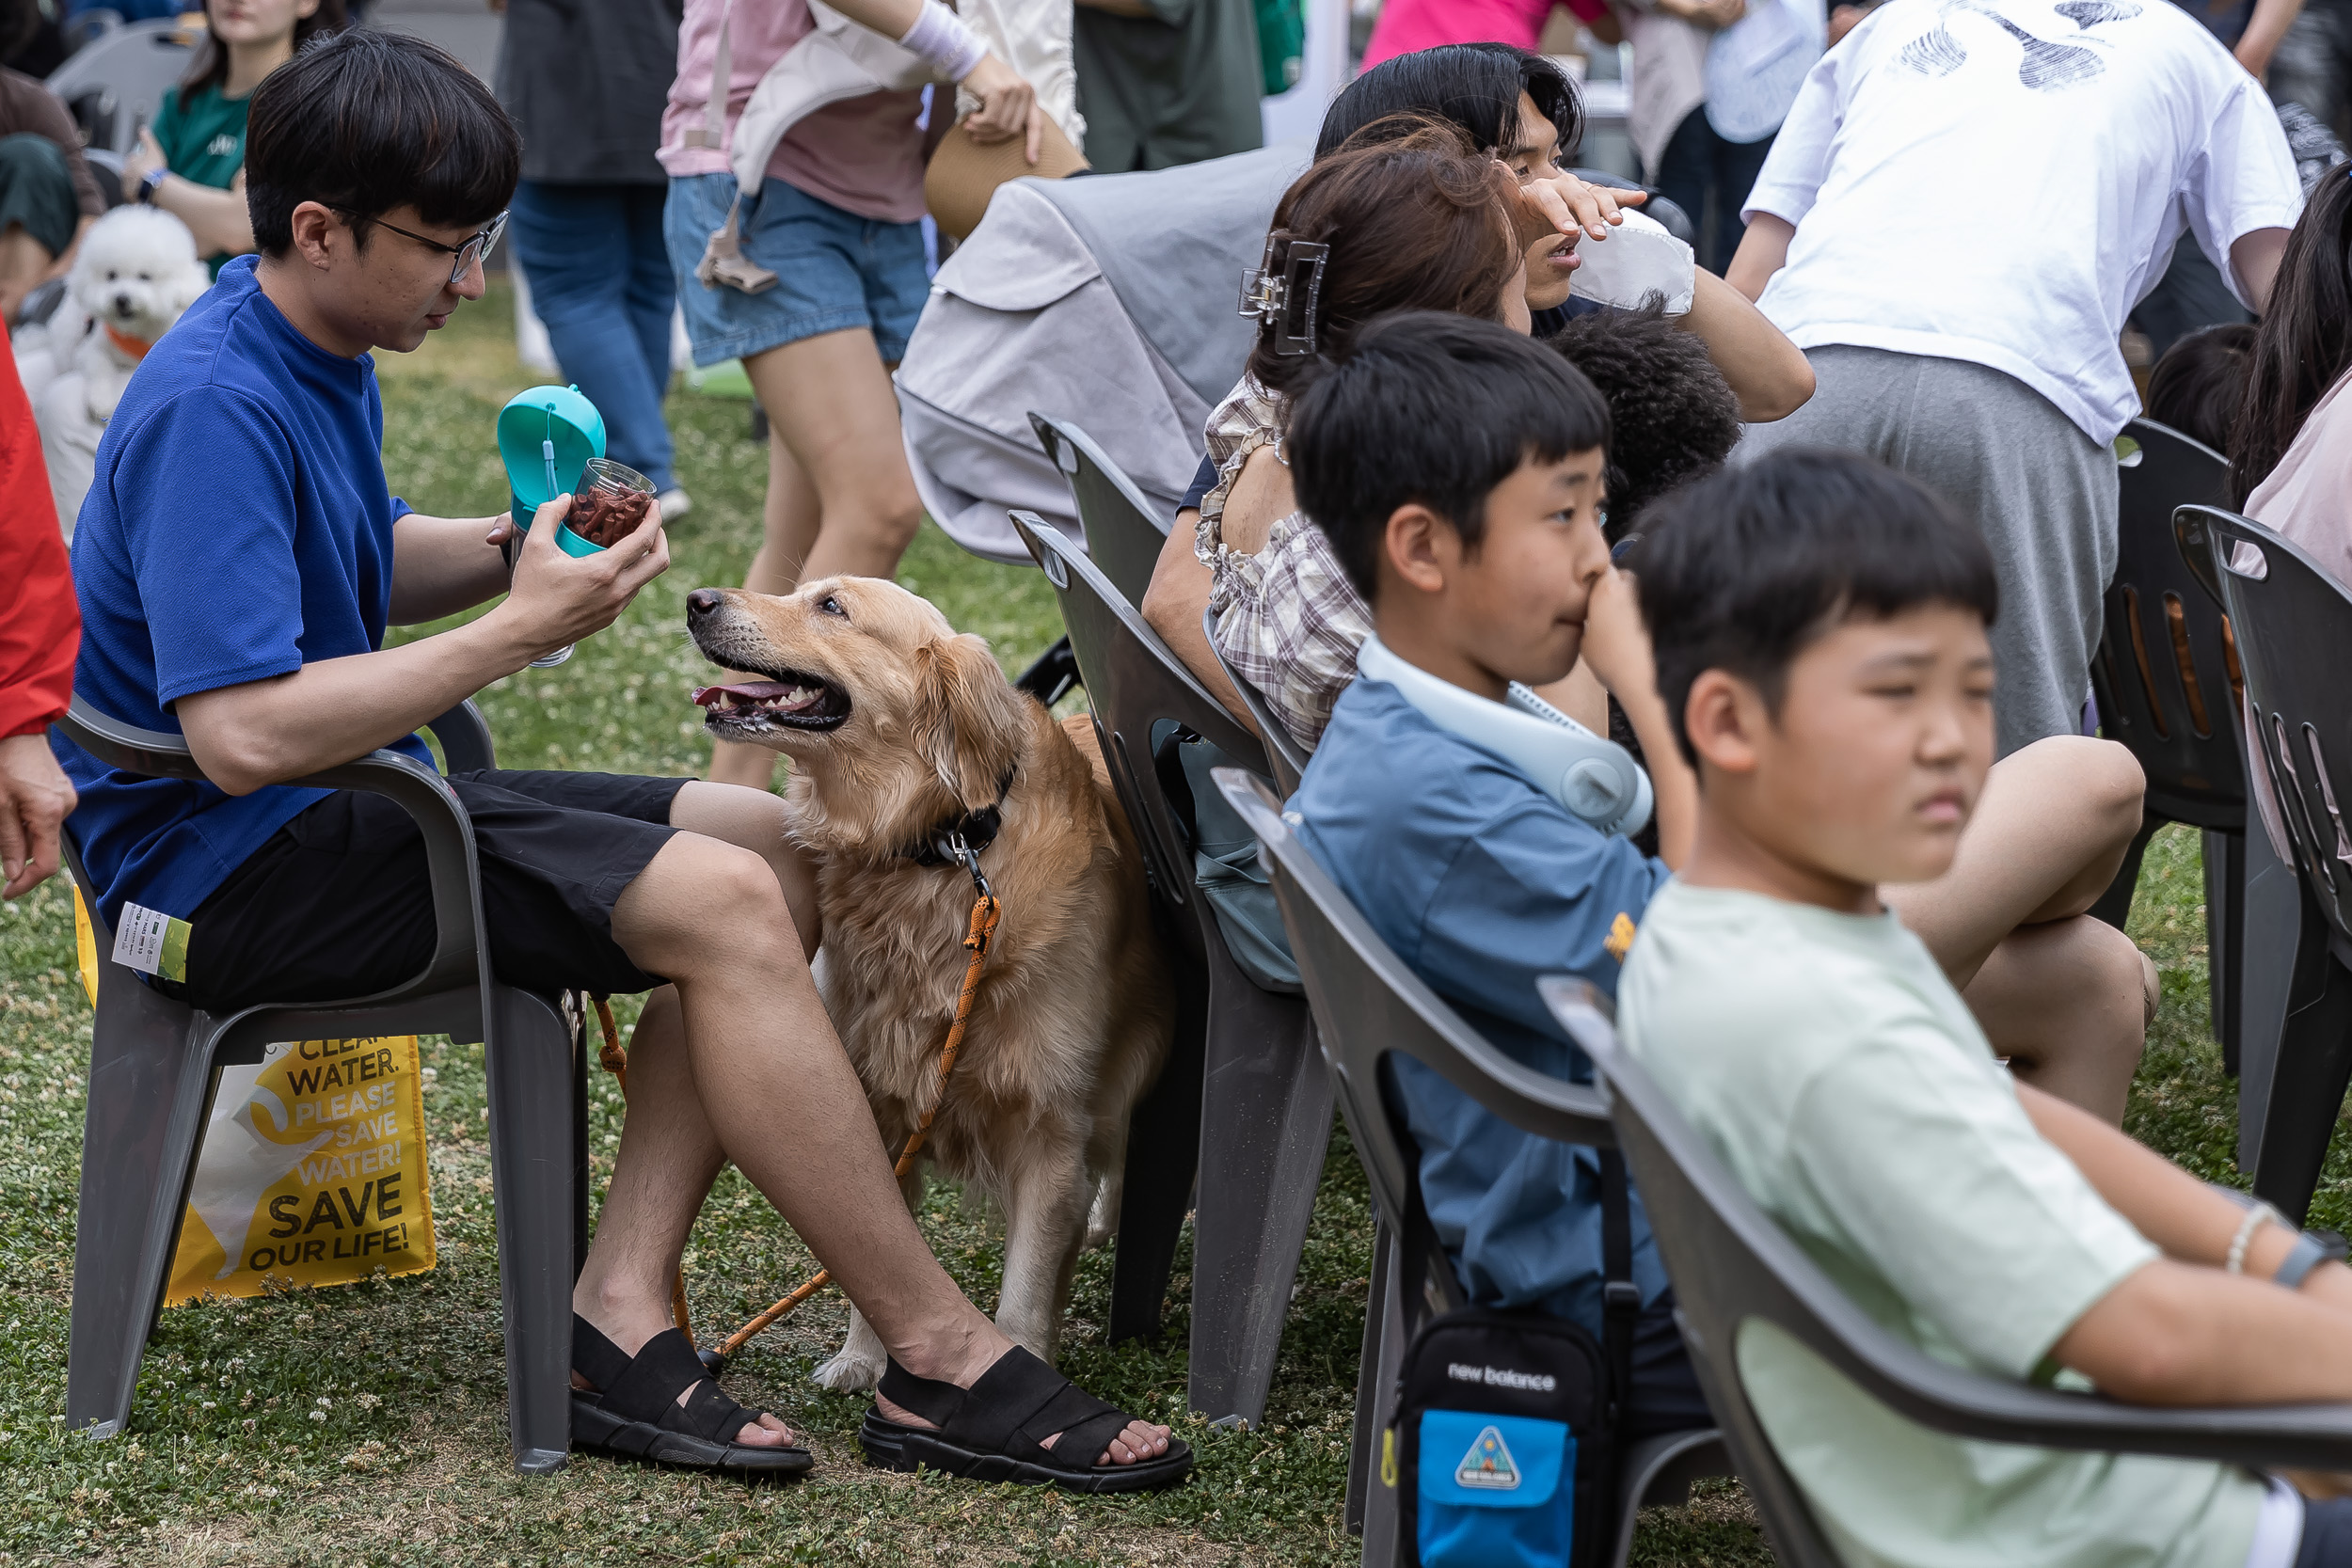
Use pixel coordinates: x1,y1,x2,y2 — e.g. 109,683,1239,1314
122,0,347,274
2231,164,2352,589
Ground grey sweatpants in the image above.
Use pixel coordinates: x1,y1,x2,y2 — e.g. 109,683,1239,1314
1737,345,2120,758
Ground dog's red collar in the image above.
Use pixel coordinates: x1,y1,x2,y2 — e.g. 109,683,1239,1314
103,324,157,362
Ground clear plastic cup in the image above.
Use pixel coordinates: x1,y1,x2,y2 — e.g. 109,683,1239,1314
564,458,657,551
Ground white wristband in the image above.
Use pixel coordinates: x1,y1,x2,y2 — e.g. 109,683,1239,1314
898,1,989,82
2227,1200,2285,1275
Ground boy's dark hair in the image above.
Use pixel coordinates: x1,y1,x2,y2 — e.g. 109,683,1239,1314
1547,308,1740,538
1289,310,1611,602
1316,41,1581,165
2146,323,2256,456
245,28,519,258
1633,450,1999,767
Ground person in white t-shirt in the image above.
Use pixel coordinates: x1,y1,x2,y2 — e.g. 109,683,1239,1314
1622,449,2352,1568
1725,0,2302,756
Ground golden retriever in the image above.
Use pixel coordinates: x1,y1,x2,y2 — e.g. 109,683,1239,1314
685,577,1172,1389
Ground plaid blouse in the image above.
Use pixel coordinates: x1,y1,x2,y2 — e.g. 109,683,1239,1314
1192,378,1373,749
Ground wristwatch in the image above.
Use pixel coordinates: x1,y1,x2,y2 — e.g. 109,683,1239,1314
137,167,167,205
2274,1227,2350,1290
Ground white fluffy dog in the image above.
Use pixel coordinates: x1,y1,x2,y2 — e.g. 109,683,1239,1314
15,206,211,535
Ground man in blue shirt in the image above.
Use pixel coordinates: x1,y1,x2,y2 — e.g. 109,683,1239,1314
53,27,1178,1487
1281,311,1709,1434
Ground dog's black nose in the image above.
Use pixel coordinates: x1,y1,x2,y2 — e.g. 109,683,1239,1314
686,588,725,620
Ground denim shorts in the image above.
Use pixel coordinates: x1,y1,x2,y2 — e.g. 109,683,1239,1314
664,170,930,367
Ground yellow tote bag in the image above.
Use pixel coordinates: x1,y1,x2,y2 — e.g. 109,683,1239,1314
72,887,438,1301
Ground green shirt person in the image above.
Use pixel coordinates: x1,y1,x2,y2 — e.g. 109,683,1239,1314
122,0,347,276
1072,0,1264,173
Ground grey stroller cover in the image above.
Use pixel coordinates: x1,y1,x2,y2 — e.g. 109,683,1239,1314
897,140,1310,564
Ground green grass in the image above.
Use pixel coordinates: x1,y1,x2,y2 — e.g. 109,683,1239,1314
0,283,2321,1564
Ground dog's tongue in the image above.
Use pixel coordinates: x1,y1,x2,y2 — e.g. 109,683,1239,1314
692,682,797,708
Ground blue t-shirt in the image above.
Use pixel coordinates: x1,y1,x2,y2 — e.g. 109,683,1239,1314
1289,673,1672,1338
54,255,426,932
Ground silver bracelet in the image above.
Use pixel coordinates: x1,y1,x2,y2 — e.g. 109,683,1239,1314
2227,1200,2285,1275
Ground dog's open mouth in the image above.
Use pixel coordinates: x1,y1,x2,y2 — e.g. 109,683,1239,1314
691,673,851,735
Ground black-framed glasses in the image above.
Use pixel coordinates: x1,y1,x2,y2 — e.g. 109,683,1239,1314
342,208,508,287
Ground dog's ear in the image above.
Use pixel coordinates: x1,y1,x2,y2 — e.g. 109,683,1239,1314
913,633,1030,811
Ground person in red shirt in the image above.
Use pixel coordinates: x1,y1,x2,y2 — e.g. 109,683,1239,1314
0,334,76,898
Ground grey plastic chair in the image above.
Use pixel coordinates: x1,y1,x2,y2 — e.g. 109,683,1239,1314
1009,510,1335,1429
56,698,585,1474
1217,769,1727,1567
2089,420,2249,1064
2177,505,2352,1227
45,18,193,156
1543,978,2352,1567
1027,413,1170,609
1202,604,1311,799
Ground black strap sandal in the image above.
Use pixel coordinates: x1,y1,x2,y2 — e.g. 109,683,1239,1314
858,1346,1193,1494
572,1315,813,1479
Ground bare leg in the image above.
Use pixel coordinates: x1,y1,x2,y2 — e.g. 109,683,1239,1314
590,829,1168,1464
666,780,819,958
1883,736,2150,1121
1963,916,2153,1123
707,330,924,789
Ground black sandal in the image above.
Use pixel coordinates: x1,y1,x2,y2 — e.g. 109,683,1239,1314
572,1316,814,1478
858,1347,1193,1494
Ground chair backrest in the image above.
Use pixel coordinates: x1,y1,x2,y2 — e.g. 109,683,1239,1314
1215,768,1615,1310
45,19,193,157
2094,420,2243,827
1010,511,1265,911
2178,505,2352,957
1539,977,2352,1568
1029,414,1170,609
1203,604,1311,798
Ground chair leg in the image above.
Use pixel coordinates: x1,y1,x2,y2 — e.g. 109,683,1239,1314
2207,830,2248,1076
485,987,578,1474
2249,888,2352,1227
1108,949,1208,1345
2239,820,2304,1170
1187,950,1334,1428
1353,1222,1408,1568
570,1002,591,1279
2088,816,2163,930
1344,1216,1394,1536
66,978,216,1438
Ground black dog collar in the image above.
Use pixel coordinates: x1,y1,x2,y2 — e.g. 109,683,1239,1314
902,766,1017,868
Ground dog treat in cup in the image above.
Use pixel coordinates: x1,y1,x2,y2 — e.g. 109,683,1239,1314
564,458,657,549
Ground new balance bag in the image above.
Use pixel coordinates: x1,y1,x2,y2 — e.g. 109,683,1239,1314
1393,1307,1617,1568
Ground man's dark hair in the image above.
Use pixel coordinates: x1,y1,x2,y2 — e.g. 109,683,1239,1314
1289,310,1611,602
1547,307,1741,539
1316,41,1581,165
1633,450,1999,767
2146,323,2256,456
245,28,519,257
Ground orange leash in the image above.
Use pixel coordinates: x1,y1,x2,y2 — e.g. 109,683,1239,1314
588,865,1005,1368
710,885,1002,1363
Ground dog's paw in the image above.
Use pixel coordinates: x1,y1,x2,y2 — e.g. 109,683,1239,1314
811,1346,885,1394
1083,1179,1120,1252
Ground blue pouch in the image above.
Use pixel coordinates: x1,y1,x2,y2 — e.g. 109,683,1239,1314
1416,1408,1575,1567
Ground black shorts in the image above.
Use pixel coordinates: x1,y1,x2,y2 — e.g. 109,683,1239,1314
175,769,691,1012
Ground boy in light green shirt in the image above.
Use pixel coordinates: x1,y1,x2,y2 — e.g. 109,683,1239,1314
1618,449,2352,1568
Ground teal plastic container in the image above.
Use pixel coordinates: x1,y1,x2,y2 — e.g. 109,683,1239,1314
497,384,608,557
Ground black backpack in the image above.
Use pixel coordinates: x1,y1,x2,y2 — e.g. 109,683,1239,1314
1387,1150,1639,1568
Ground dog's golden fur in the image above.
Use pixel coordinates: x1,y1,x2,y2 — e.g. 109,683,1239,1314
688,578,1170,1387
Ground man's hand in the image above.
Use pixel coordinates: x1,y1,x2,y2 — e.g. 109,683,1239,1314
494,495,671,660
959,54,1043,165
0,731,74,900
1524,170,1647,245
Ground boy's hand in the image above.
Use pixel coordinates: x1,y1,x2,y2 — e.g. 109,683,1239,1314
1525,171,1647,245
1578,565,1656,701
499,494,669,660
